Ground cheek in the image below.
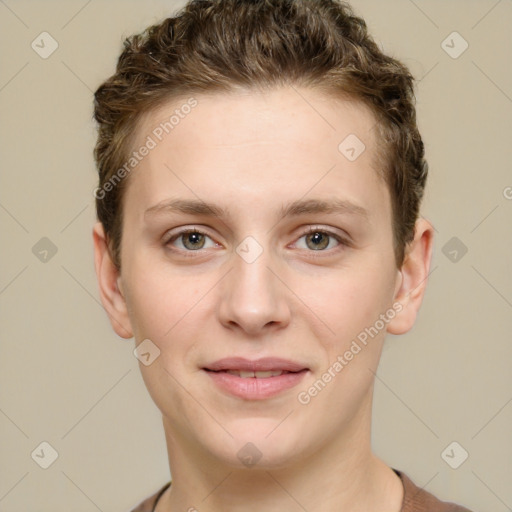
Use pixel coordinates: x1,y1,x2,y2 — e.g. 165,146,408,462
299,270,393,415
123,256,205,341
297,264,394,343
124,269,202,402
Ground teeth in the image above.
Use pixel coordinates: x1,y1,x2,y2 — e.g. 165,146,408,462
255,371,273,378
226,370,285,378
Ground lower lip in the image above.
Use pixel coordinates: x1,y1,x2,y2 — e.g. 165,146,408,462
204,370,308,400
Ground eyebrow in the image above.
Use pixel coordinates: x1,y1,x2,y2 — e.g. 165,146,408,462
144,197,369,221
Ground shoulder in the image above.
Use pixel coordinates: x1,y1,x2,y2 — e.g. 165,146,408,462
396,470,474,512
129,482,171,512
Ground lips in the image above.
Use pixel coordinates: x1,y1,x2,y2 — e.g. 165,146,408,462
203,357,309,399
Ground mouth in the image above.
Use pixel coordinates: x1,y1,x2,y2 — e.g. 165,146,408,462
202,357,309,400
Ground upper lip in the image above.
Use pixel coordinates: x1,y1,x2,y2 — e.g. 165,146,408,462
204,357,308,372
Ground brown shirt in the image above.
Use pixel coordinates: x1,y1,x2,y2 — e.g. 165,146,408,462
129,470,473,512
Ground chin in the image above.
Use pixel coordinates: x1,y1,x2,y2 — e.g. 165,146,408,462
205,420,309,470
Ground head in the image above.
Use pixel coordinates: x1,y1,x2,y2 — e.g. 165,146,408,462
92,0,433,471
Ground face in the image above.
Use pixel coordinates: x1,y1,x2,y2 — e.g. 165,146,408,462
95,86,430,471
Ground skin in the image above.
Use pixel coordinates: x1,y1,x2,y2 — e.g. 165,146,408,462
93,86,433,511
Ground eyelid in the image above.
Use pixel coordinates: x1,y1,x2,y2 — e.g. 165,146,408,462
163,226,211,242
300,225,351,243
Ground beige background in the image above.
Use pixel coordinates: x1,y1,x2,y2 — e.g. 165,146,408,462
1,0,511,510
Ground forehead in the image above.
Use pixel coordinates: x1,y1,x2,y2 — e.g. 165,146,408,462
124,86,389,223
134,86,378,162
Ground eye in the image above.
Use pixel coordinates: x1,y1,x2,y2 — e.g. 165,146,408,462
165,228,218,252
163,226,349,257
294,227,347,253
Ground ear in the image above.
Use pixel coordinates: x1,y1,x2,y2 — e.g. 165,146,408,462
386,217,434,335
92,222,133,339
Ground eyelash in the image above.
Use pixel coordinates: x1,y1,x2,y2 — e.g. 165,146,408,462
163,226,350,258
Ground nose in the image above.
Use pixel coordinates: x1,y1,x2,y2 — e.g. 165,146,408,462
216,239,291,337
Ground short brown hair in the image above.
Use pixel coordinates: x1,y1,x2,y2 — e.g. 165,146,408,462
93,0,428,269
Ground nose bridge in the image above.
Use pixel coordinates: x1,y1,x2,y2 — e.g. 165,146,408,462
218,233,289,333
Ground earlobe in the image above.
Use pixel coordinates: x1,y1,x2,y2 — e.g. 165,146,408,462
387,218,434,335
92,222,134,339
